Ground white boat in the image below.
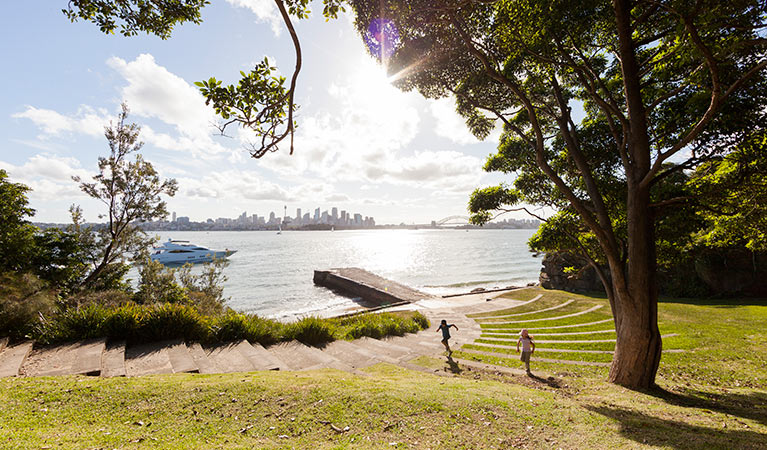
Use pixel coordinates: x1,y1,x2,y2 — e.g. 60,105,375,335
149,239,236,265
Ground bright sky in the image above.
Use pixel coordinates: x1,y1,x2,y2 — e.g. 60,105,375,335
0,1,525,225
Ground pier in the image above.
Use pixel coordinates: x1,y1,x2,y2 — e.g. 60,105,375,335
313,267,438,309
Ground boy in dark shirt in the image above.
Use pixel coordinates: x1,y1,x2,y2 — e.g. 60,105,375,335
437,319,459,355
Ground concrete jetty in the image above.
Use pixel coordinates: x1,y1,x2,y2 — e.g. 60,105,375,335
313,267,437,309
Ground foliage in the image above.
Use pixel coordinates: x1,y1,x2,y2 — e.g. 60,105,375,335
62,0,209,39
0,170,37,273
688,134,767,252
0,273,58,340
211,312,282,347
31,227,91,296
348,0,767,387
73,103,177,289
283,316,336,345
30,302,429,346
177,258,229,315
133,258,189,305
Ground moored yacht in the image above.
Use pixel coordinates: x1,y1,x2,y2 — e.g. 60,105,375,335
150,239,236,265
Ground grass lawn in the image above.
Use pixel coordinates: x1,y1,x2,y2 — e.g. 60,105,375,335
1,288,766,449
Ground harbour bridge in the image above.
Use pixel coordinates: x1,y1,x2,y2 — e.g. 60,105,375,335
435,215,471,226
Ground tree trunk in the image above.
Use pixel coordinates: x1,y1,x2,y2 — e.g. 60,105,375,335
607,185,662,388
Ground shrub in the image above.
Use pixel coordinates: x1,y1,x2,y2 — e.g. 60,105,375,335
140,303,209,342
211,313,282,346
35,303,109,344
283,316,336,346
0,272,57,340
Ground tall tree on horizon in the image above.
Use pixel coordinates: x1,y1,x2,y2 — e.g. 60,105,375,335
347,0,767,388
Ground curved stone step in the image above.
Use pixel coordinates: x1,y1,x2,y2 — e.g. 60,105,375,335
468,294,543,317
480,305,605,326
476,300,575,321
460,347,611,367
0,341,34,378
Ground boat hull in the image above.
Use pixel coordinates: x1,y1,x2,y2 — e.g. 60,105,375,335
150,250,236,265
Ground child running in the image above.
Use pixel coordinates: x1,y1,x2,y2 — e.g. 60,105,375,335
516,328,535,374
437,319,459,355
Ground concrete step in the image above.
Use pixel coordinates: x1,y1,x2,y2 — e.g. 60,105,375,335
236,340,286,371
101,340,126,378
0,337,8,353
322,339,387,368
22,341,81,377
125,341,175,377
205,342,257,373
166,339,198,374
353,337,416,362
187,342,220,374
0,341,34,378
267,341,353,371
71,338,106,376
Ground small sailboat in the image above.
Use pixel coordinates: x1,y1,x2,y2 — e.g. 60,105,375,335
277,224,282,235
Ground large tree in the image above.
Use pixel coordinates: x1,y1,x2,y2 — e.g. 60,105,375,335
348,0,767,388
73,103,178,289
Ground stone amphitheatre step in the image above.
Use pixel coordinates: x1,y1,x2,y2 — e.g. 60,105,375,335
460,347,611,367
353,337,417,362
480,305,605,326
235,340,285,371
205,341,257,373
187,342,220,374
22,341,81,377
468,294,543,317
0,337,8,353
126,339,198,376
267,341,353,371
322,339,387,368
477,300,576,321
101,340,127,378
0,341,34,378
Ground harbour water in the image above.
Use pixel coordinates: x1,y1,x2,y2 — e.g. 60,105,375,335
137,229,542,319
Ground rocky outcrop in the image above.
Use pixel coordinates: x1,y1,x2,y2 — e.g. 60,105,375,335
539,252,605,293
539,249,767,297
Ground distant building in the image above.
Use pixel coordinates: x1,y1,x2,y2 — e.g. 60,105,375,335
172,211,177,222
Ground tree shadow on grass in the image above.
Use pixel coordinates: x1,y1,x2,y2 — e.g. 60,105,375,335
584,404,767,450
646,386,767,426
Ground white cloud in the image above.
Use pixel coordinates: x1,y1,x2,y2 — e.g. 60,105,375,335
429,96,502,145
12,105,109,138
181,170,295,202
106,54,230,159
225,0,282,35
0,154,90,201
256,64,483,191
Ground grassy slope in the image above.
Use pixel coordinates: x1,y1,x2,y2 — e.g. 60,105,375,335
2,289,766,449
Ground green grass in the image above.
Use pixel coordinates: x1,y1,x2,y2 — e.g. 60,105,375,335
3,287,767,449
2,361,766,449
466,287,767,388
